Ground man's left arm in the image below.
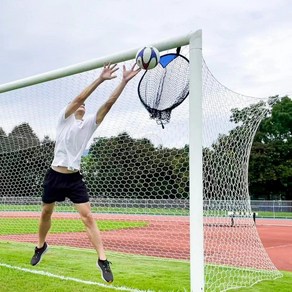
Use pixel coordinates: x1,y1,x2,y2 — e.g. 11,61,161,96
95,64,141,125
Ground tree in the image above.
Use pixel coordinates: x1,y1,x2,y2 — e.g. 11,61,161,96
249,96,292,200
0,127,8,152
0,124,54,197
81,132,189,199
202,95,291,203
202,100,268,203
0,127,7,138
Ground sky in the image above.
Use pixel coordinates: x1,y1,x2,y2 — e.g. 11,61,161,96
1,0,291,98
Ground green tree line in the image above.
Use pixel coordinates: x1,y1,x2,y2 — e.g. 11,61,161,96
0,123,54,197
83,133,189,199
249,96,291,200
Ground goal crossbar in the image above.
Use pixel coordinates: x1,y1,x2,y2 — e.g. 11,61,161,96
0,33,192,94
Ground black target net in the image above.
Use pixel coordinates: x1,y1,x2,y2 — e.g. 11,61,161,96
137,48,189,128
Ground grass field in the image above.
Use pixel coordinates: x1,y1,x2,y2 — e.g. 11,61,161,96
0,241,190,292
2,204,292,219
229,272,292,292
0,218,148,235
1,208,291,291
1,241,291,291
0,204,189,216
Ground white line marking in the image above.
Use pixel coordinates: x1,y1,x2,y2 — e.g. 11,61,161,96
266,244,292,249
0,263,153,292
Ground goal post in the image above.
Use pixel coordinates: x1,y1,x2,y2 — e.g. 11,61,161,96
0,31,198,292
0,30,282,292
189,30,204,291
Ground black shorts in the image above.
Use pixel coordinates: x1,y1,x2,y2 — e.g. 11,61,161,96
42,168,89,204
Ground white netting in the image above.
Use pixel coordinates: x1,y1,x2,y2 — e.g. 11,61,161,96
0,44,281,291
202,61,282,290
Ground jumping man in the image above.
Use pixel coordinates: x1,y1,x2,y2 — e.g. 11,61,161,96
30,63,141,283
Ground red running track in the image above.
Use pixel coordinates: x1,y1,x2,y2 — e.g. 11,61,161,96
256,219,292,271
0,212,291,271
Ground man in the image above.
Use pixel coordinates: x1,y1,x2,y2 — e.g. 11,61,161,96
30,63,141,283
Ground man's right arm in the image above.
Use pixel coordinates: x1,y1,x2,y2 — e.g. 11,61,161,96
65,64,119,119
65,77,104,119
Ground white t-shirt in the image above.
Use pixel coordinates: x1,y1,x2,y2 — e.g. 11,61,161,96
51,106,99,171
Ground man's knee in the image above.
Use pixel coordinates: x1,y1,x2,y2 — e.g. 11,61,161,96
41,204,54,219
80,212,95,226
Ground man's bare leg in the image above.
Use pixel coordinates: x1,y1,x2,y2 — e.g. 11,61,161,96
38,202,55,248
75,202,106,260
30,202,54,266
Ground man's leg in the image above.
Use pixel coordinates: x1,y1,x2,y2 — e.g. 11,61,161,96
31,202,55,266
75,202,106,260
38,202,55,248
75,202,113,283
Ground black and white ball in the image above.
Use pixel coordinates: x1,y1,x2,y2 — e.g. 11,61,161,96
136,46,160,70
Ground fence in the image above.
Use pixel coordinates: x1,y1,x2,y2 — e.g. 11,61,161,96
251,200,292,218
0,197,291,218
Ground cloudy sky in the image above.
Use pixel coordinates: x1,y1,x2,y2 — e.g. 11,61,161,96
1,0,291,98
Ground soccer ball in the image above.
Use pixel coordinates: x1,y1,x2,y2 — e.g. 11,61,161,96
136,46,160,70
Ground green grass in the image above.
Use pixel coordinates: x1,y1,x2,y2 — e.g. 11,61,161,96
204,210,292,219
0,218,148,235
1,206,292,291
0,204,189,216
204,264,287,292
228,272,292,292
1,241,291,291
2,204,292,218
256,211,292,219
0,241,190,292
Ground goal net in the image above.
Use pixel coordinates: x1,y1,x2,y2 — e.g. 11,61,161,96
0,33,281,291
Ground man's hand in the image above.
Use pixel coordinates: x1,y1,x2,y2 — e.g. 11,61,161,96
95,63,141,125
100,63,119,81
122,63,141,83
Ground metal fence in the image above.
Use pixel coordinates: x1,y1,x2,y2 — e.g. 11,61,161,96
251,200,292,218
0,196,189,209
1,197,291,218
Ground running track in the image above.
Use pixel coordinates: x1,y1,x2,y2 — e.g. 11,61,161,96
0,212,291,271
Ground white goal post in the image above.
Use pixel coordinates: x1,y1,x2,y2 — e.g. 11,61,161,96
0,30,203,291
189,30,204,291
0,30,281,292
